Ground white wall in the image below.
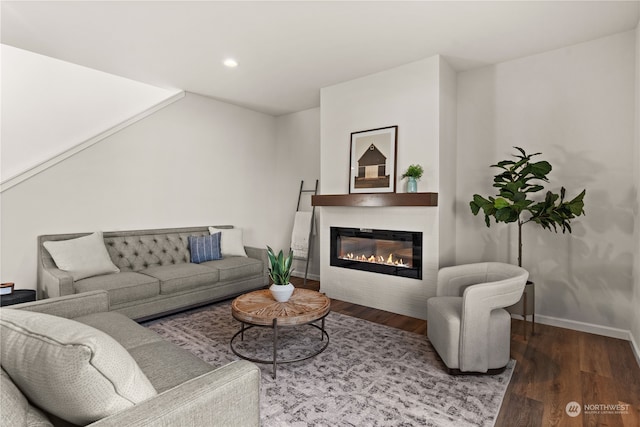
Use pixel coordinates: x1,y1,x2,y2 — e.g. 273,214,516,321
1,45,181,183
274,107,321,279
321,58,441,196
0,92,280,291
456,31,636,335
319,56,445,319
438,59,457,267
632,22,640,362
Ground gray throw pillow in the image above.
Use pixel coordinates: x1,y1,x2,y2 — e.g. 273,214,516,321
0,309,157,425
1,368,53,427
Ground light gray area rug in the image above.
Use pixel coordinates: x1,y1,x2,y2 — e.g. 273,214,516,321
144,301,513,426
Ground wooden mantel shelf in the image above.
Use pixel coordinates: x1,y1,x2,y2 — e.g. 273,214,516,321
311,192,438,207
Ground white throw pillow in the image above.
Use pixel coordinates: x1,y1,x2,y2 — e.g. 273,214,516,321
43,231,120,280
0,309,157,425
208,227,247,257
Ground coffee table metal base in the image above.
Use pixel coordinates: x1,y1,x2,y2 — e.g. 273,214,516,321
230,316,329,379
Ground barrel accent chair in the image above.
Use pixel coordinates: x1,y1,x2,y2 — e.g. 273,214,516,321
427,262,529,374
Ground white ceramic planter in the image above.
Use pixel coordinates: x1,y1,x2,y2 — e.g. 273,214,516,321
269,283,294,302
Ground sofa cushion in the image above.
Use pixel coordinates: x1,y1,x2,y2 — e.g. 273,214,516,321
201,256,263,282
140,263,219,294
74,311,165,351
43,231,120,280
127,341,213,393
189,233,222,263
74,272,160,306
1,368,53,427
0,309,157,425
73,311,211,392
209,227,248,257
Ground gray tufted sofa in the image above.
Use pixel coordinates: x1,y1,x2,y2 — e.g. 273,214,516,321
38,226,269,320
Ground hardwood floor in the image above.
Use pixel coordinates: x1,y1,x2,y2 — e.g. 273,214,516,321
291,277,640,427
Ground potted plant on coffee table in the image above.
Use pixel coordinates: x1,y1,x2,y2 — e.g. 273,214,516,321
267,246,295,302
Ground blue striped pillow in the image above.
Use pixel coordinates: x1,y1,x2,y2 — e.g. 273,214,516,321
189,233,222,263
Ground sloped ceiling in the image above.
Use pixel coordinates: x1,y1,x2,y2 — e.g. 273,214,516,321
1,45,182,185
1,2,638,186
2,1,639,116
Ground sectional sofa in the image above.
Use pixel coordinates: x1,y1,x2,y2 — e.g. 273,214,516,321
0,290,260,426
38,226,269,320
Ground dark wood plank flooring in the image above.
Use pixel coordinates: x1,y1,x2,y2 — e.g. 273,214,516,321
291,277,640,427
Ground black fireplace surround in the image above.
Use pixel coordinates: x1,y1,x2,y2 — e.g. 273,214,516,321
330,227,422,279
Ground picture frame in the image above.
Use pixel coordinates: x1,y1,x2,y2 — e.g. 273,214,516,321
349,126,397,194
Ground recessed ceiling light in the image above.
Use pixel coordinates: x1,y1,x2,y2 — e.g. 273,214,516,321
223,58,238,68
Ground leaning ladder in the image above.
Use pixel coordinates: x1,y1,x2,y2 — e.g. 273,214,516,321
294,179,318,287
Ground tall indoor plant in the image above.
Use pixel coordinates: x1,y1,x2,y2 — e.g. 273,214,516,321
267,246,294,302
469,147,586,267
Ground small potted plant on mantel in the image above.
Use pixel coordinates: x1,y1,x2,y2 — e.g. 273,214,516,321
267,246,294,302
401,164,424,193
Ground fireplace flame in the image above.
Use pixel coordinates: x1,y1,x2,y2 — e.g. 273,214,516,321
341,252,410,268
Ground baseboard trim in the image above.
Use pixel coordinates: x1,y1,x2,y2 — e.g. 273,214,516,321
1,91,185,192
535,314,631,340
291,272,320,281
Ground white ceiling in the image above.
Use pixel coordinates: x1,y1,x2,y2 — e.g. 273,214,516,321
2,1,639,116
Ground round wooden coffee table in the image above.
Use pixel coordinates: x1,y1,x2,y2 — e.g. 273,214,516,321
231,288,330,378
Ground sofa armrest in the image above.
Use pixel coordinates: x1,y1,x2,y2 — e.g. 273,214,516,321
39,266,75,298
244,246,269,286
90,360,260,427
11,290,110,319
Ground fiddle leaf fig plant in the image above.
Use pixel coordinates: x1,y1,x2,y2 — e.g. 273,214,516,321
469,147,586,267
266,246,294,285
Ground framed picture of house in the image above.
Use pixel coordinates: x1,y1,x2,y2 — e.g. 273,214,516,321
349,126,397,193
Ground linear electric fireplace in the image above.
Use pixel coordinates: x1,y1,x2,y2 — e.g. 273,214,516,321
330,227,422,279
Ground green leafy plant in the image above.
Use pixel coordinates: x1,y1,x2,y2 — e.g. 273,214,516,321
266,246,294,285
469,147,586,267
401,164,424,180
